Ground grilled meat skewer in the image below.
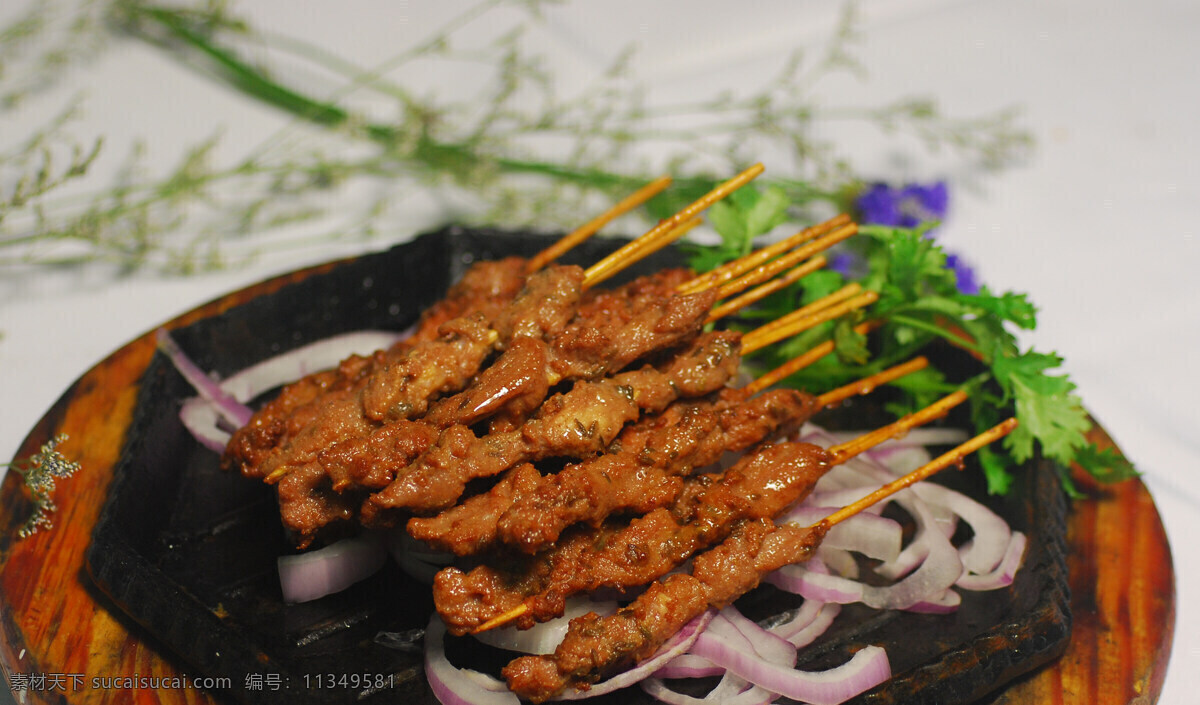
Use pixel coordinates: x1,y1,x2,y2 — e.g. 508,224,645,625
501,417,1018,703
410,386,815,557
359,330,741,522
433,438,829,634
224,263,583,481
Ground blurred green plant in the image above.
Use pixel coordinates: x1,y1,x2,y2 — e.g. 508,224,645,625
1,0,1033,274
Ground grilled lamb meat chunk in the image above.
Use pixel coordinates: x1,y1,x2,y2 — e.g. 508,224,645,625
433,440,830,634
502,517,828,702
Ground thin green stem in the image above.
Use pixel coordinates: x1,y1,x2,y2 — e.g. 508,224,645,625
886,313,984,355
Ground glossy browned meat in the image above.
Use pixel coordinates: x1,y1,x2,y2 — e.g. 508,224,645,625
416,386,816,557
224,257,530,477
364,332,746,523
360,374,653,522
274,463,362,546
549,286,718,382
362,265,583,422
433,441,830,634
320,420,441,491
502,517,829,702
227,263,580,478
223,353,377,478
405,256,529,345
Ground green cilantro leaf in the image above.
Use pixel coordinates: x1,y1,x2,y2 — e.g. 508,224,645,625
991,349,1091,464
959,286,1038,330
1073,442,1140,483
686,194,1136,497
976,445,1016,496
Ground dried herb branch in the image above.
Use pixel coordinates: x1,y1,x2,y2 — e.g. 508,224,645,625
1,0,1033,276
6,434,81,537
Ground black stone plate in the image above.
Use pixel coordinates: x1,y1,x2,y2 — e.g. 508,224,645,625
86,226,1070,705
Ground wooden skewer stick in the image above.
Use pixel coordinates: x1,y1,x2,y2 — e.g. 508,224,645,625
583,216,704,289
705,223,858,300
526,176,673,273
742,321,879,396
817,417,1018,530
679,214,852,295
827,389,969,463
814,356,930,408
740,283,863,343
477,604,531,633
704,256,828,324
583,163,765,288
741,289,878,354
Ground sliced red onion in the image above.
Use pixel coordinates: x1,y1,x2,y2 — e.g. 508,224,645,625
687,635,890,705
773,602,842,648
651,653,727,680
473,597,618,655
641,674,776,705
178,397,235,452
646,607,830,705
425,615,521,705
772,495,965,612
388,531,454,586
277,533,388,603
819,547,860,580
866,444,933,474
803,488,888,515
157,329,253,428
217,329,411,403
874,535,930,582
910,482,1012,575
860,498,963,610
905,589,962,614
829,454,956,581
166,328,409,450
957,532,1027,591
710,609,796,666
779,507,902,562
767,564,863,605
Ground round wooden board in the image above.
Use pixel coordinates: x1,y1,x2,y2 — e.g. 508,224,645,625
0,260,1176,705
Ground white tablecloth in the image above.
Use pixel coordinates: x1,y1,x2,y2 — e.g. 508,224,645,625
2,1,1196,702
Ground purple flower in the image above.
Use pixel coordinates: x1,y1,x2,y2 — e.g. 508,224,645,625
945,253,979,295
829,250,863,278
855,181,978,294
856,181,949,229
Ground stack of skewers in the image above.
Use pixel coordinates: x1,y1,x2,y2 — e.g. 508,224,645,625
171,165,1021,704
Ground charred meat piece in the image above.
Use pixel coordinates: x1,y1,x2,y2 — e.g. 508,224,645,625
410,384,815,557
248,314,497,484
419,269,712,433
361,265,583,422
223,352,377,479
405,256,529,345
361,332,743,522
495,387,816,553
223,257,529,476
502,517,828,702
549,284,717,383
433,440,830,634
345,330,737,495
225,265,581,480
320,420,442,492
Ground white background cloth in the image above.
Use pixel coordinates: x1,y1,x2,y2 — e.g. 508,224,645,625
2,1,1196,702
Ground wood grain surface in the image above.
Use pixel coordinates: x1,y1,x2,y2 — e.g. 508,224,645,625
0,260,1176,705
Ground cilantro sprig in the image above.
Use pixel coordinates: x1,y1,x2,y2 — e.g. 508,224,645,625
690,189,1137,496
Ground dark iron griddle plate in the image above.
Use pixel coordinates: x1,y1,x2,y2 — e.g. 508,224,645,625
87,226,1070,705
